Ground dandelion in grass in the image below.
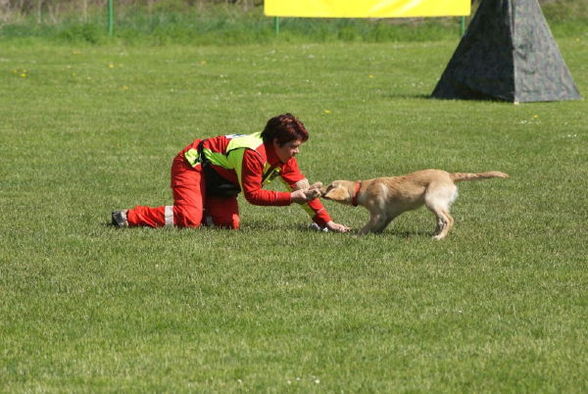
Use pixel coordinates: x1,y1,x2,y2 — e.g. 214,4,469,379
323,109,332,114
13,69,27,78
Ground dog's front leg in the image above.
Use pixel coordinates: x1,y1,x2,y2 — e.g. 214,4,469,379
358,213,389,235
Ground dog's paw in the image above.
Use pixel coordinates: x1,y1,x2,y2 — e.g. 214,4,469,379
302,182,323,199
304,187,321,200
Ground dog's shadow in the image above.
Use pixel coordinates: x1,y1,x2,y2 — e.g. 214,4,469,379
389,230,435,239
351,230,434,239
300,224,436,239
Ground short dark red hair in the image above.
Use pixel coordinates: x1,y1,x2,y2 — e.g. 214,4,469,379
261,113,309,146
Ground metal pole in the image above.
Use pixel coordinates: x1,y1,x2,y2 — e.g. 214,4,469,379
274,16,280,34
108,0,114,36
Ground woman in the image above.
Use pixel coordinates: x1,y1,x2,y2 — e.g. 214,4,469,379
111,113,350,233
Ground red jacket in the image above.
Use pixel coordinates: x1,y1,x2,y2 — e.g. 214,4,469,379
180,133,332,227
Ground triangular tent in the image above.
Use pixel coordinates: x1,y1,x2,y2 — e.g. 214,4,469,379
431,0,581,103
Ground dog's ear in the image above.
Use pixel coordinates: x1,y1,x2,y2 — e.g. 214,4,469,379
323,185,350,202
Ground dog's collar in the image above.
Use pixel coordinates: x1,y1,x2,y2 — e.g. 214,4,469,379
352,181,361,207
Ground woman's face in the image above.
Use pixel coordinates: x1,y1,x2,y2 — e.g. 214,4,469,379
273,138,303,163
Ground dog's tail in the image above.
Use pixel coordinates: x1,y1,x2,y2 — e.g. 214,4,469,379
450,171,509,183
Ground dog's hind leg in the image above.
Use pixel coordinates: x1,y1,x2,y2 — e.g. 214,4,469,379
425,183,457,240
430,209,454,240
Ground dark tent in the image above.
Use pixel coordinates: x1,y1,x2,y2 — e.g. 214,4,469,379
431,0,581,103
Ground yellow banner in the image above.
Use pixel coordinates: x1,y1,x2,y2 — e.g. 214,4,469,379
265,0,470,18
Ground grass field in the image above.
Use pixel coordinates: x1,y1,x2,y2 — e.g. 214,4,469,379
1,37,587,391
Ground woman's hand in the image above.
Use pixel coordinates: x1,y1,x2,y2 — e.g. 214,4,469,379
291,187,321,204
325,221,351,233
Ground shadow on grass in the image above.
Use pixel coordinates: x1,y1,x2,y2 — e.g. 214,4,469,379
382,93,433,100
390,230,435,239
295,223,435,239
102,219,434,240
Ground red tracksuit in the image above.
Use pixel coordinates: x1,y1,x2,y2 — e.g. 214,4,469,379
126,133,332,229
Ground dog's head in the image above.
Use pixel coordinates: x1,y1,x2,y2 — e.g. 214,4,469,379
320,180,356,205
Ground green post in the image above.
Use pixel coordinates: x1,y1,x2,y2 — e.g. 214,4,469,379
274,16,280,34
108,0,114,36
460,16,466,36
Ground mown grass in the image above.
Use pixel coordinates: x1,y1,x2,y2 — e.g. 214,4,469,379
0,38,587,391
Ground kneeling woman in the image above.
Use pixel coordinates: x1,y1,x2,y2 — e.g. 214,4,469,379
111,113,350,233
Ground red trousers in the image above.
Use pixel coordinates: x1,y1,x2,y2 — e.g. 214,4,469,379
126,152,240,229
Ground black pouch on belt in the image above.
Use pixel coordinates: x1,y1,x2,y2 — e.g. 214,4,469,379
197,141,242,198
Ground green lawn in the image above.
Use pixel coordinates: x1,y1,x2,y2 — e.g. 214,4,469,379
1,39,586,391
